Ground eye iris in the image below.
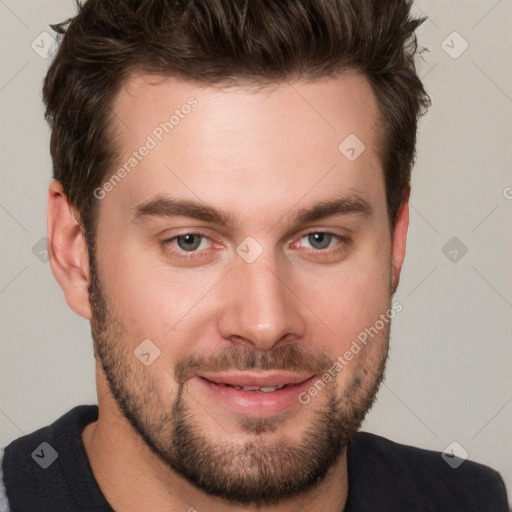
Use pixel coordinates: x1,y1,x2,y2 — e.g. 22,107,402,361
177,234,202,251
308,232,331,250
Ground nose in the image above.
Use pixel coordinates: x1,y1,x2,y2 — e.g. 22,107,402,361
217,248,307,350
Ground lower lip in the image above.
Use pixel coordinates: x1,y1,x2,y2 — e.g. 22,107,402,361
195,376,316,417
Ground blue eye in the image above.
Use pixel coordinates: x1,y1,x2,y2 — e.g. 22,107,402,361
302,232,336,250
174,233,207,252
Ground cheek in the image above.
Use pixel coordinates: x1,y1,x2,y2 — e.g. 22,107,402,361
307,240,392,352
100,241,223,352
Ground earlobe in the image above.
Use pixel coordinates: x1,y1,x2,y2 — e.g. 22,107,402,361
47,180,92,319
390,191,410,294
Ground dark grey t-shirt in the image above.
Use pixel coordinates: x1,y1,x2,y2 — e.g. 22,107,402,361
1,405,509,511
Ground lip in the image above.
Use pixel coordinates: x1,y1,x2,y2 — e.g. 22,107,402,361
194,372,316,417
198,370,314,388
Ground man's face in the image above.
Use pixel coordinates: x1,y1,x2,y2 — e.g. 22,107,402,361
89,73,402,505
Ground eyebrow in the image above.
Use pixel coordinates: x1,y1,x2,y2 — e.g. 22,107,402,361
131,192,373,228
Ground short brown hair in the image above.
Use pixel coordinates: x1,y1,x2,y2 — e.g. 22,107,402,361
43,0,430,252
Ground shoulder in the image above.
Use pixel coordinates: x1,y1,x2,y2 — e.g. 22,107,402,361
2,405,97,475
0,449,11,512
347,431,509,511
1,405,99,512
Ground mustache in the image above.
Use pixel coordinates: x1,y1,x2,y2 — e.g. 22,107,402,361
173,344,335,385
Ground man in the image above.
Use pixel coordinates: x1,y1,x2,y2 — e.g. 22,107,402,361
0,0,509,510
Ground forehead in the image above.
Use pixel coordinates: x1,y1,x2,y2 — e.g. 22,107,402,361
102,72,385,227
112,71,381,149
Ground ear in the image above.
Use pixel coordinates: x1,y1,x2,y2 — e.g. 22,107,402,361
390,189,410,294
47,180,92,319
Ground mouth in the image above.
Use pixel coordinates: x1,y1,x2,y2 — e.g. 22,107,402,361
206,382,290,392
194,371,316,417
199,378,309,392
199,370,313,389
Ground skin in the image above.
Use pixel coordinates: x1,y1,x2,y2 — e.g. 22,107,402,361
47,72,409,511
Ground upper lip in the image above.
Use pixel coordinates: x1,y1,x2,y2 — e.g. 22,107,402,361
198,371,314,388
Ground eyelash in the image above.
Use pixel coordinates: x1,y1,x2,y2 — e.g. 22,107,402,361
161,230,350,261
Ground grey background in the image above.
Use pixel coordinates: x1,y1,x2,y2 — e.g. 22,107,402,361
1,0,511,496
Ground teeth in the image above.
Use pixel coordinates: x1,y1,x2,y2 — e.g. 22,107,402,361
231,384,287,392
259,386,280,392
